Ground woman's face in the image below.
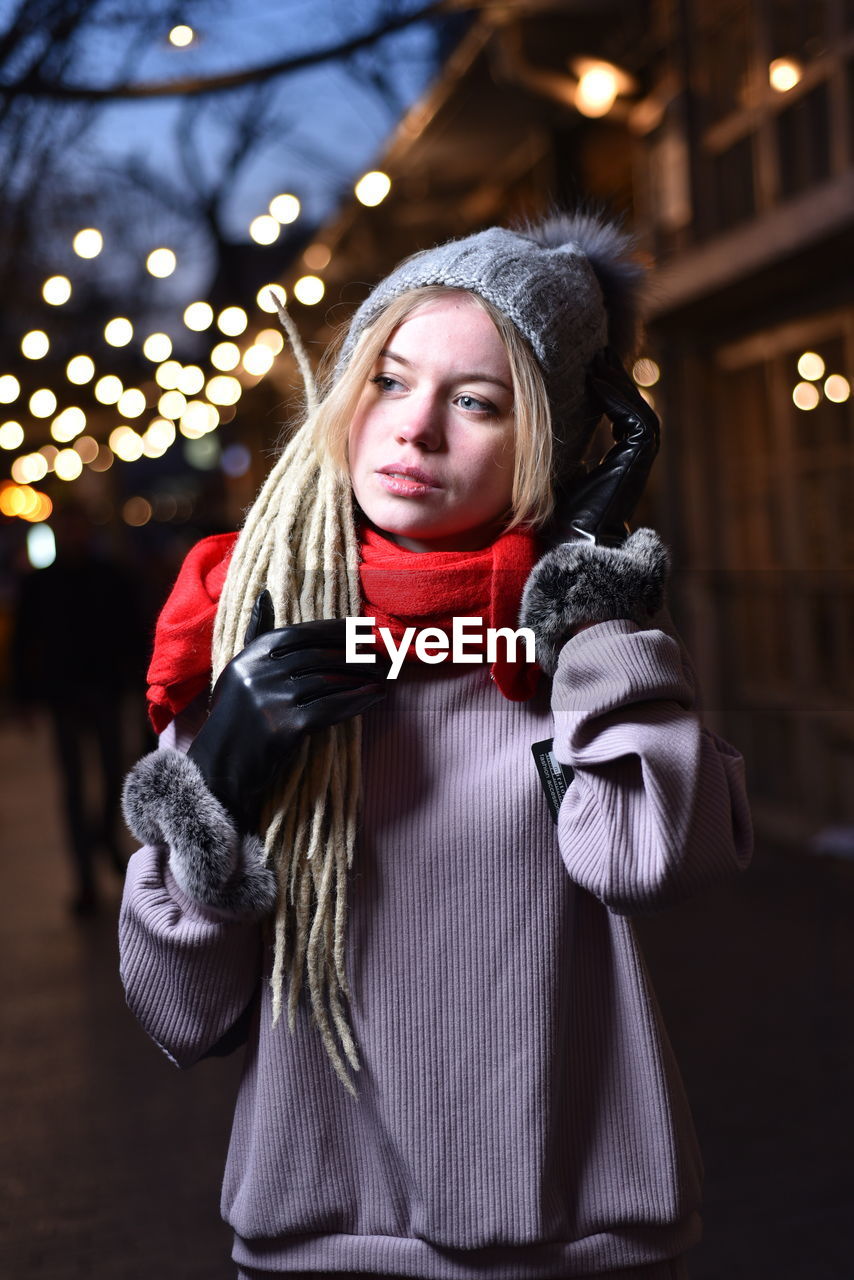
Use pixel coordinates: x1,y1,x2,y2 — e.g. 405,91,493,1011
347,295,516,552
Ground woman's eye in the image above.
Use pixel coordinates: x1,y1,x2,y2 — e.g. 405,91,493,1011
370,374,402,392
455,393,495,414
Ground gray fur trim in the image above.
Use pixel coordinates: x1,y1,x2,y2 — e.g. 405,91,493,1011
519,527,671,675
122,749,277,916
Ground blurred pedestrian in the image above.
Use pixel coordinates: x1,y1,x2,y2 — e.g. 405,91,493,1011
12,502,146,914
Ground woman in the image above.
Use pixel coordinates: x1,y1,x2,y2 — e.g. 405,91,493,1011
120,212,752,1280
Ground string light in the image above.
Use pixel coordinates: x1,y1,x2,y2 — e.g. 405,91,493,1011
184,301,214,331
269,193,300,223
824,374,850,403
155,360,183,390
0,375,20,403
769,58,801,92
354,171,391,207
0,421,24,449
792,381,820,411
249,215,280,245
67,355,95,385
30,389,57,418
211,341,240,371
94,375,123,404
21,330,50,359
105,317,133,347
12,453,48,484
43,275,71,305
158,390,187,419
180,401,219,437
147,248,177,278
143,333,172,362
73,228,103,258
168,25,195,47
39,444,58,470
73,436,100,464
242,344,275,376
176,365,205,396
257,284,286,313
293,275,324,305
54,448,83,481
109,426,145,461
797,352,825,380
256,328,284,354
205,375,241,406
50,407,86,442
117,388,146,418
217,306,248,336
303,243,331,271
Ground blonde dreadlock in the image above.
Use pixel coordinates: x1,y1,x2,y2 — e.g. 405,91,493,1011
210,288,554,1095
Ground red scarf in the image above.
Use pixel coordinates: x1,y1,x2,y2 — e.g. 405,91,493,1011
146,526,541,732
358,524,541,700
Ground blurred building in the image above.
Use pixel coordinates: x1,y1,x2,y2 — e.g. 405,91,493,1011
275,0,854,852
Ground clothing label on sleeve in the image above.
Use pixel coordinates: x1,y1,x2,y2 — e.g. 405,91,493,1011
531,739,574,825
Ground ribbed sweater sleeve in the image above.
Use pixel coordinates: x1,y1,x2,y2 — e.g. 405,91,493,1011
551,618,753,914
118,713,263,1068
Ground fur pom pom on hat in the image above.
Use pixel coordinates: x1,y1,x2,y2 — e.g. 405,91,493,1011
337,209,646,483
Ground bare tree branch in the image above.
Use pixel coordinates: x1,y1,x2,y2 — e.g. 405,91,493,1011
1,1,467,101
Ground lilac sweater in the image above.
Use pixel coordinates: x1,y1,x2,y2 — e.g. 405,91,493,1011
119,617,752,1279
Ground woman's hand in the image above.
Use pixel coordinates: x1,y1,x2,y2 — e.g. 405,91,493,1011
553,346,660,547
520,349,668,673
188,591,390,836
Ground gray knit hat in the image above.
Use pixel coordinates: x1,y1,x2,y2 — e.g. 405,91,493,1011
338,210,646,486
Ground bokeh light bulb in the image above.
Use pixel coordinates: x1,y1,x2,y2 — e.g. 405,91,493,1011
22,330,50,359
73,228,103,258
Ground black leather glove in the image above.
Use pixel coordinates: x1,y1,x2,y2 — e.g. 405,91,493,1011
520,348,668,673
555,345,660,546
188,590,389,836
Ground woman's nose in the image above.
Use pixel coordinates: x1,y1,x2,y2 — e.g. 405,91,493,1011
394,395,443,449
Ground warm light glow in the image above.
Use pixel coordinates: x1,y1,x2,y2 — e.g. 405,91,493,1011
169,24,194,47
574,62,619,117
0,421,24,449
303,243,331,271
217,306,248,336
146,247,177,278
43,275,72,305
249,215,280,245
180,400,219,437
184,301,214,331
89,445,113,472
354,171,391,207
123,496,153,527
269,193,300,224
155,360,183,390
94,374,123,404
176,365,205,395
632,357,660,387
12,453,48,484
50,407,86,442
73,435,99,463
792,381,820,411
242,344,275,376
27,520,56,563
143,332,172,362
256,328,284,354
293,275,325,306
117,388,146,418
1,483,47,522
30,388,57,418
54,448,83,481
205,375,242,406
21,330,50,359
158,390,187,419
39,444,58,470
142,418,176,457
257,284,286,314
0,374,21,403
109,426,144,462
105,317,133,347
797,351,825,380
73,228,103,258
210,341,241,371
824,374,850,403
769,58,802,92
67,355,95,385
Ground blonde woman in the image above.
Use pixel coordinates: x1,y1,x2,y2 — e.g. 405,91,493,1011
121,212,752,1280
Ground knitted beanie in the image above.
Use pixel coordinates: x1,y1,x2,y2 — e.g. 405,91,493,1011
337,210,646,486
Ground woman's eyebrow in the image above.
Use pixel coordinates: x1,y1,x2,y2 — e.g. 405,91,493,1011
378,347,511,391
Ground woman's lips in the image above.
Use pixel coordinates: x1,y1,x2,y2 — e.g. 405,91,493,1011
376,465,440,497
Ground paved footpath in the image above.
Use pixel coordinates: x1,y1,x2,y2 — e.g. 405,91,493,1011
1,714,852,1279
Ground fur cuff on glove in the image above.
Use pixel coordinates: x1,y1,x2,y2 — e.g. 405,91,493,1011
520,526,670,675
122,749,277,916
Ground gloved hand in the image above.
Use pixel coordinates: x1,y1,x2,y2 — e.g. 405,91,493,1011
554,345,660,546
187,590,390,836
520,348,669,673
